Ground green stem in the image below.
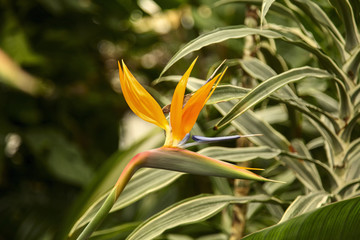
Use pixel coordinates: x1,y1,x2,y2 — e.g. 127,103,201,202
76,153,145,240
76,187,117,240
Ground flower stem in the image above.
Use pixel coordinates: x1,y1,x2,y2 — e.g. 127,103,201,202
76,186,117,240
76,153,144,240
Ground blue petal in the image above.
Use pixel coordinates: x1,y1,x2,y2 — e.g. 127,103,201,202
192,134,262,143
178,133,191,146
192,135,241,143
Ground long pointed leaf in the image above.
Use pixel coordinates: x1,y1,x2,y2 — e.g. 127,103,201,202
215,102,290,150
215,102,332,191
127,194,275,240
290,0,347,61
260,0,275,27
242,196,360,239
207,85,249,104
329,0,360,52
239,57,277,81
280,191,330,223
90,222,139,240
343,46,360,82
214,67,344,154
213,67,325,122
161,25,352,88
214,0,307,33
160,27,283,76
341,112,360,142
198,146,280,162
291,139,322,189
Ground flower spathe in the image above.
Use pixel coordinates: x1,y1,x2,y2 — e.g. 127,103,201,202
118,58,224,147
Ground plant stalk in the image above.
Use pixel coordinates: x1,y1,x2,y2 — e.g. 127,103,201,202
75,154,144,240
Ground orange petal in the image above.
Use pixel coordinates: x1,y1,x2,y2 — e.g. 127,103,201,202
170,58,197,142
181,70,226,136
119,61,169,130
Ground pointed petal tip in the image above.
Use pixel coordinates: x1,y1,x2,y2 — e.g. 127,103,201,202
266,179,286,184
241,133,263,137
170,58,198,141
248,173,285,183
238,167,264,171
192,134,262,144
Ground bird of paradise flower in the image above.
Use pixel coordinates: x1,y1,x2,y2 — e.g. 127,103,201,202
76,59,276,240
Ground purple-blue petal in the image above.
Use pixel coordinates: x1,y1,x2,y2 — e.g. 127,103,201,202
178,133,191,145
192,135,242,143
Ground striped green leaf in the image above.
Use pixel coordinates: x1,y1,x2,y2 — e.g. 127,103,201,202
290,139,322,189
160,25,352,88
279,191,330,222
214,67,344,155
290,0,347,61
215,102,328,191
260,0,275,27
242,196,360,239
90,222,139,240
329,0,360,52
198,146,280,162
160,27,283,76
341,111,360,142
215,0,305,31
239,57,277,81
215,102,290,150
207,85,249,104
214,67,327,126
127,194,275,240
343,46,360,82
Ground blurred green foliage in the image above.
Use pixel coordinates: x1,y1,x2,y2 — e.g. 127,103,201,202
0,0,249,239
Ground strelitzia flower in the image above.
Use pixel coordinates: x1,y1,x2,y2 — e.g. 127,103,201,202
75,60,275,240
119,58,225,147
